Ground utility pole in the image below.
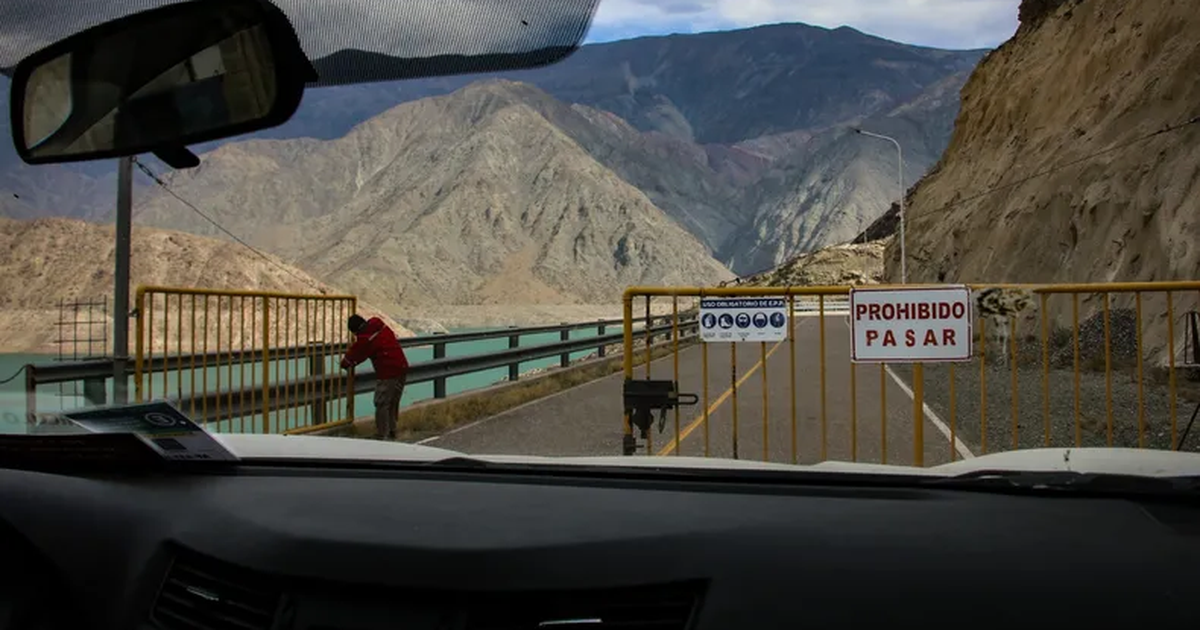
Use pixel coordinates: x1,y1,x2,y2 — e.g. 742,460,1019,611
854,129,907,284
113,156,133,403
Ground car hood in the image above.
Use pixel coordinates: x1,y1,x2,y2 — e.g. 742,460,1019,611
212,434,1200,478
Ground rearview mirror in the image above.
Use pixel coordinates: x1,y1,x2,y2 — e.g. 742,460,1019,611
8,0,314,167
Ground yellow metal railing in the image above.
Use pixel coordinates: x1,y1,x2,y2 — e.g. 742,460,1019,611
134,286,358,434
622,282,1200,467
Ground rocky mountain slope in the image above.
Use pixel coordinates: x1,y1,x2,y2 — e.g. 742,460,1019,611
266,22,986,145
244,23,984,274
135,80,735,314
1,22,985,283
743,239,888,288
0,217,410,354
888,0,1200,364
129,68,972,298
722,68,971,273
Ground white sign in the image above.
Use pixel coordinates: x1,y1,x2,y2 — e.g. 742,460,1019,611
849,286,973,363
61,400,239,462
699,298,789,343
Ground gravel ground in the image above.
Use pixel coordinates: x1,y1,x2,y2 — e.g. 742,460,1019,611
888,360,1200,455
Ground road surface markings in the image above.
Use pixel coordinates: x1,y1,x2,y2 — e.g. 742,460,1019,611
656,336,789,456
841,317,975,460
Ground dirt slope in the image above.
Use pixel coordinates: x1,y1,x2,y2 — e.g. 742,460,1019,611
0,217,411,354
888,0,1200,365
744,240,888,288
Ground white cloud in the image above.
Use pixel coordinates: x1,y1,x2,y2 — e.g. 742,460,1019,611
591,0,1020,49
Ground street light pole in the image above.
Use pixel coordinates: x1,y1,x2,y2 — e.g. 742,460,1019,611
113,156,133,404
854,129,906,284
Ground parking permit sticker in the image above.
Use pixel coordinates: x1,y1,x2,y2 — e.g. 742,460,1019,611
60,400,238,462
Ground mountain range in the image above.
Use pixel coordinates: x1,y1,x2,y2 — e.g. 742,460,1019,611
0,21,988,312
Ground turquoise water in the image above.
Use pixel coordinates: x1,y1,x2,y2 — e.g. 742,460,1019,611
0,326,613,435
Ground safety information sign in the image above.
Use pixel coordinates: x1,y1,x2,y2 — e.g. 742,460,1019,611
61,400,238,462
699,298,789,342
849,285,973,363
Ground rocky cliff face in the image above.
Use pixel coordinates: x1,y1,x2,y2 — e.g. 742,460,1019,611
135,80,735,313
1,23,985,280
887,0,1200,364
744,240,887,288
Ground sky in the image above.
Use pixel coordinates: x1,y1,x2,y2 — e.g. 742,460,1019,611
0,0,1022,70
585,0,1022,50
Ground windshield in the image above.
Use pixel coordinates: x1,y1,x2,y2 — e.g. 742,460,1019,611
2,0,1199,481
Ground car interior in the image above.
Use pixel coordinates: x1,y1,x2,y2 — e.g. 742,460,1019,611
1,1,1199,629
1,453,1199,630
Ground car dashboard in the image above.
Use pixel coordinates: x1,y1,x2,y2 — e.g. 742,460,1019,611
0,461,1198,630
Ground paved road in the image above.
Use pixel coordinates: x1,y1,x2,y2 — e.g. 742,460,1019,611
426,315,960,467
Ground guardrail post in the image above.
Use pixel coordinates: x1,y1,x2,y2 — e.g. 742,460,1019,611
432,332,447,399
508,327,520,381
1191,312,1199,365
24,365,36,426
597,321,607,357
308,343,326,426
913,362,925,467
83,377,106,407
261,296,271,434
560,324,570,368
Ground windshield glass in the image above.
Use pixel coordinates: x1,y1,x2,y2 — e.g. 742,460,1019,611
0,0,599,84
2,0,1199,480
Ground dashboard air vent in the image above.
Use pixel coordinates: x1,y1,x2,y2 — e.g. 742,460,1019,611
464,581,702,630
149,551,282,630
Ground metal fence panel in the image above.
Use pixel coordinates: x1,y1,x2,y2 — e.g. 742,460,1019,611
621,282,1200,466
134,286,357,434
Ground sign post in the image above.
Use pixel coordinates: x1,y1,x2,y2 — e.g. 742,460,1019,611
699,298,789,343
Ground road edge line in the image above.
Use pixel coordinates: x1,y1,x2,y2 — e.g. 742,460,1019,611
841,316,975,460
882,365,976,460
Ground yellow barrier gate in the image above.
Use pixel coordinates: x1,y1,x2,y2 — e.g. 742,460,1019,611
622,282,1200,466
134,286,358,434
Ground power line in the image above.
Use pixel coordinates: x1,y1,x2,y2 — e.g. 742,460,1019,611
727,114,1200,283
131,157,315,285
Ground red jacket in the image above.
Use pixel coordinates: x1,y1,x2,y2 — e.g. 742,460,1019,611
340,317,409,380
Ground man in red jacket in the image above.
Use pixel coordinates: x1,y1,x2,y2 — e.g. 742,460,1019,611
340,314,409,440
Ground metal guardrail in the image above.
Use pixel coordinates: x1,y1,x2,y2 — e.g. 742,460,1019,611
24,313,698,431
25,316,670,387
792,297,850,311
403,316,674,397
25,343,347,386
180,317,700,430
